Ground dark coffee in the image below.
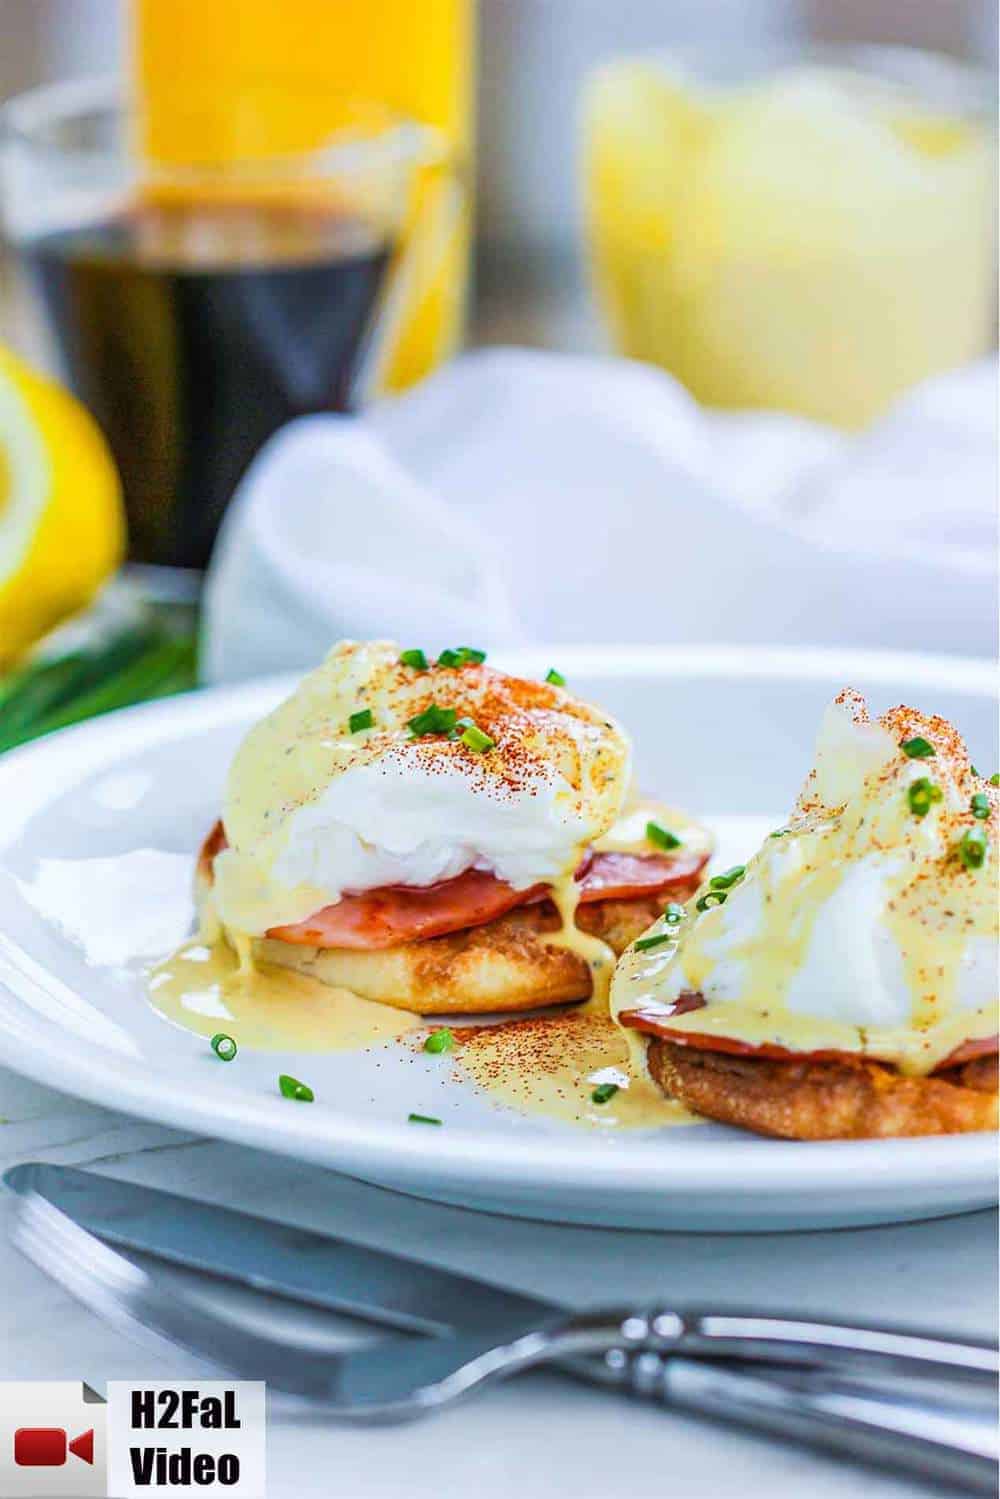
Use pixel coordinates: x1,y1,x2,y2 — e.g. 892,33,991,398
27,200,392,567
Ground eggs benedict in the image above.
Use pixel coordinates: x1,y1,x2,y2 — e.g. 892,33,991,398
196,640,711,1013
614,690,998,1138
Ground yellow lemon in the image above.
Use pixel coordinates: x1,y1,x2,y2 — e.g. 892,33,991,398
0,347,124,665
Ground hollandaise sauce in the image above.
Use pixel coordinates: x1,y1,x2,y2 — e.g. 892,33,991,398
149,940,419,1052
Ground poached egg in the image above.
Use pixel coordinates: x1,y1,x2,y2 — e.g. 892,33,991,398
212,640,633,937
614,690,998,1076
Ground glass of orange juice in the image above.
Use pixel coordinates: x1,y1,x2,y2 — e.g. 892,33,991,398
582,45,995,428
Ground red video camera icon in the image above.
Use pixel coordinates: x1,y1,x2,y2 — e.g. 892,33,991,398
14,1427,94,1467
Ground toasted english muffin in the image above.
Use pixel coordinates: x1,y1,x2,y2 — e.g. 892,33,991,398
196,859,668,1013
647,1039,999,1140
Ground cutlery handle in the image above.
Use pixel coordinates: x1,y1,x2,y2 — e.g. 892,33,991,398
572,1348,999,1496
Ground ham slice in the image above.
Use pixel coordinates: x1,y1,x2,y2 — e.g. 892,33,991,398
619,1001,999,1075
199,821,706,950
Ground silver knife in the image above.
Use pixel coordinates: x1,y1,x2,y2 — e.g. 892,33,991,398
5,1163,998,1493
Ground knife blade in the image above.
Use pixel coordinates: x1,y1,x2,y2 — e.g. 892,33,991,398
3,1162,558,1338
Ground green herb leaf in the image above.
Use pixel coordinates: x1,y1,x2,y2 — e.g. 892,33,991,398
348,708,374,733
408,704,459,737
591,1082,620,1104
646,821,682,851
696,890,727,912
408,1112,442,1126
279,1073,314,1102
545,668,566,687
970,792,990,821
906,777,942,819
900,736,935,759
210,1032,237,1062
990,774,999,788
399,648,429,671
710,865,746,890
957,826,988,870
662,903,686,924
424,1027,455,1054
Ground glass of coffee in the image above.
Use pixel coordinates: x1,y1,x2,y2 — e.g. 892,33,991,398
1,77,461,569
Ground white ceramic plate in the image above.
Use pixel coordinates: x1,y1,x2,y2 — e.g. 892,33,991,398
0,645,995,1231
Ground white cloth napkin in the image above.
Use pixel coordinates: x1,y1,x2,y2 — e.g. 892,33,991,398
202,349,997,682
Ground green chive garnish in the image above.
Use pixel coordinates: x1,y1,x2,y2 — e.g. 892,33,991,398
591,1082,620,1104
646,821,682,851
990,774,999,788
210,1033,237,1062
348,708,374,733
408,1112,442,1126
696,891,727,911
958,827,988,870
437,646,486,667
769,828,791,838
971,766,980,778
278,1074,314,1102
399,648,429,671
545,668,566,686
634,932,673,952
970,792,990,821
906,777,942,819
424,1028,455,1054
461,724,494,752
710,865,746,890
663,903,685,924
901,736,935,759
408,704,458,737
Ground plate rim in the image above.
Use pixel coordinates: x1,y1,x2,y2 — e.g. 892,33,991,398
0,641,995,1205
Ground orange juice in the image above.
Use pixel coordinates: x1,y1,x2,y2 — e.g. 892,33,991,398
131,0,474,392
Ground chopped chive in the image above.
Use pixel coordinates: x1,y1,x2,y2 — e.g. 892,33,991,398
906,777,942,819
278,1073,314,1102
591,1082,620,1105
991,774,999,788
437,646,486,668
900,736,935,759
210,1032,237,1062
408,1112,442,1126
635,931,673,952
348,708,374,733
696,890,727,911
646,821,682,851
971,766,980,777
461,722,495,753
709,865,746,890
769,828,791,839
399,648,429,671
408,704,458,737
424,1027,455,1054
662,902,686,924
970,792,990,820
545,668,566,686
958,826,988,870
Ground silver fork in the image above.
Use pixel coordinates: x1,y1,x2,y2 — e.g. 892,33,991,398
10,1180,999,1494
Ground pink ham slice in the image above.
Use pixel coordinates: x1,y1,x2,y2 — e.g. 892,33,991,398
619,1000,998,1076
198,822,707,950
